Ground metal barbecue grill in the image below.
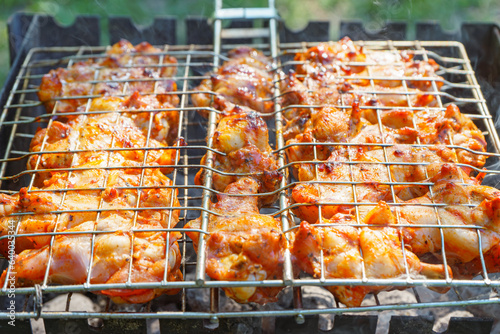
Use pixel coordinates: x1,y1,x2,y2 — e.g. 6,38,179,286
1,0,500,332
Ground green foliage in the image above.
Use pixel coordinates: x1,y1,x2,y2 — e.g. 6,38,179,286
278,0,500,32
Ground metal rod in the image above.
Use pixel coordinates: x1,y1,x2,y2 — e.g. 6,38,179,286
194,1,222,287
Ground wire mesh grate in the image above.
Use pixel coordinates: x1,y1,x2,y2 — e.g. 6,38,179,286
0,22,500,324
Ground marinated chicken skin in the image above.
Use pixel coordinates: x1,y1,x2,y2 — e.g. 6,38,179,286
29,97,181,186
38,40,178,113
285,101,486,169
280,71,437,141
294,37,443,91
87,92,180,145
195,106,282,206
291,148,392,224
398,164,500,276
185,178,285,304
0,157,183,304
291,203,451,307
0,216,182,304
290,145,469,223
0,163,180,255
192,47,274,117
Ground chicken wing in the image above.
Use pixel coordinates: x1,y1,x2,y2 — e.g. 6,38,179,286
291,202,451,307
399,164,500,276
280,71,437,142
294,37,443,91
195,107,282,206
285,101,486,169
185,178,285,304
291,146,391,224
291,145,475,224
192,47,274,117
1,215,182,304
29,97,180,185
0,161,180,255
38,40,178,114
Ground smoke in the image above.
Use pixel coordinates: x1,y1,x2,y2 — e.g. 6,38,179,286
473,75,500,188
481,121,500,188
482,160,500,188
492,92,500,132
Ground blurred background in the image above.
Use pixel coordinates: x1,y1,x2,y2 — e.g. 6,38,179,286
1,0,500,86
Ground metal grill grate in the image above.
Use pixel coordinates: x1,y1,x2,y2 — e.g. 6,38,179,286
278,40,500,281
1,2,500,329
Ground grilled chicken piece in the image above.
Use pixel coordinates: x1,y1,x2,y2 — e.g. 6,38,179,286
285,101,366,164
291,203,451,307
0,130,182,303
399,164,500,276
280,71,436,140
192,47,274,118
38,40,178,113
4,93,181,254
285,100,413,165
280,38,441,125
291,145,475,224
185,178,285,304
29,98,180,185
417,103,487,168
195,106,282,206
294,37,366,77
85,93,180,145
0,215,182,304
0,161,180,256
291,147,392,224
285,101,486,169
346,83,437,108
294,37,443,92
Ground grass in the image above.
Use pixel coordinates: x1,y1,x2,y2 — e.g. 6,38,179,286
1,0,499,88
